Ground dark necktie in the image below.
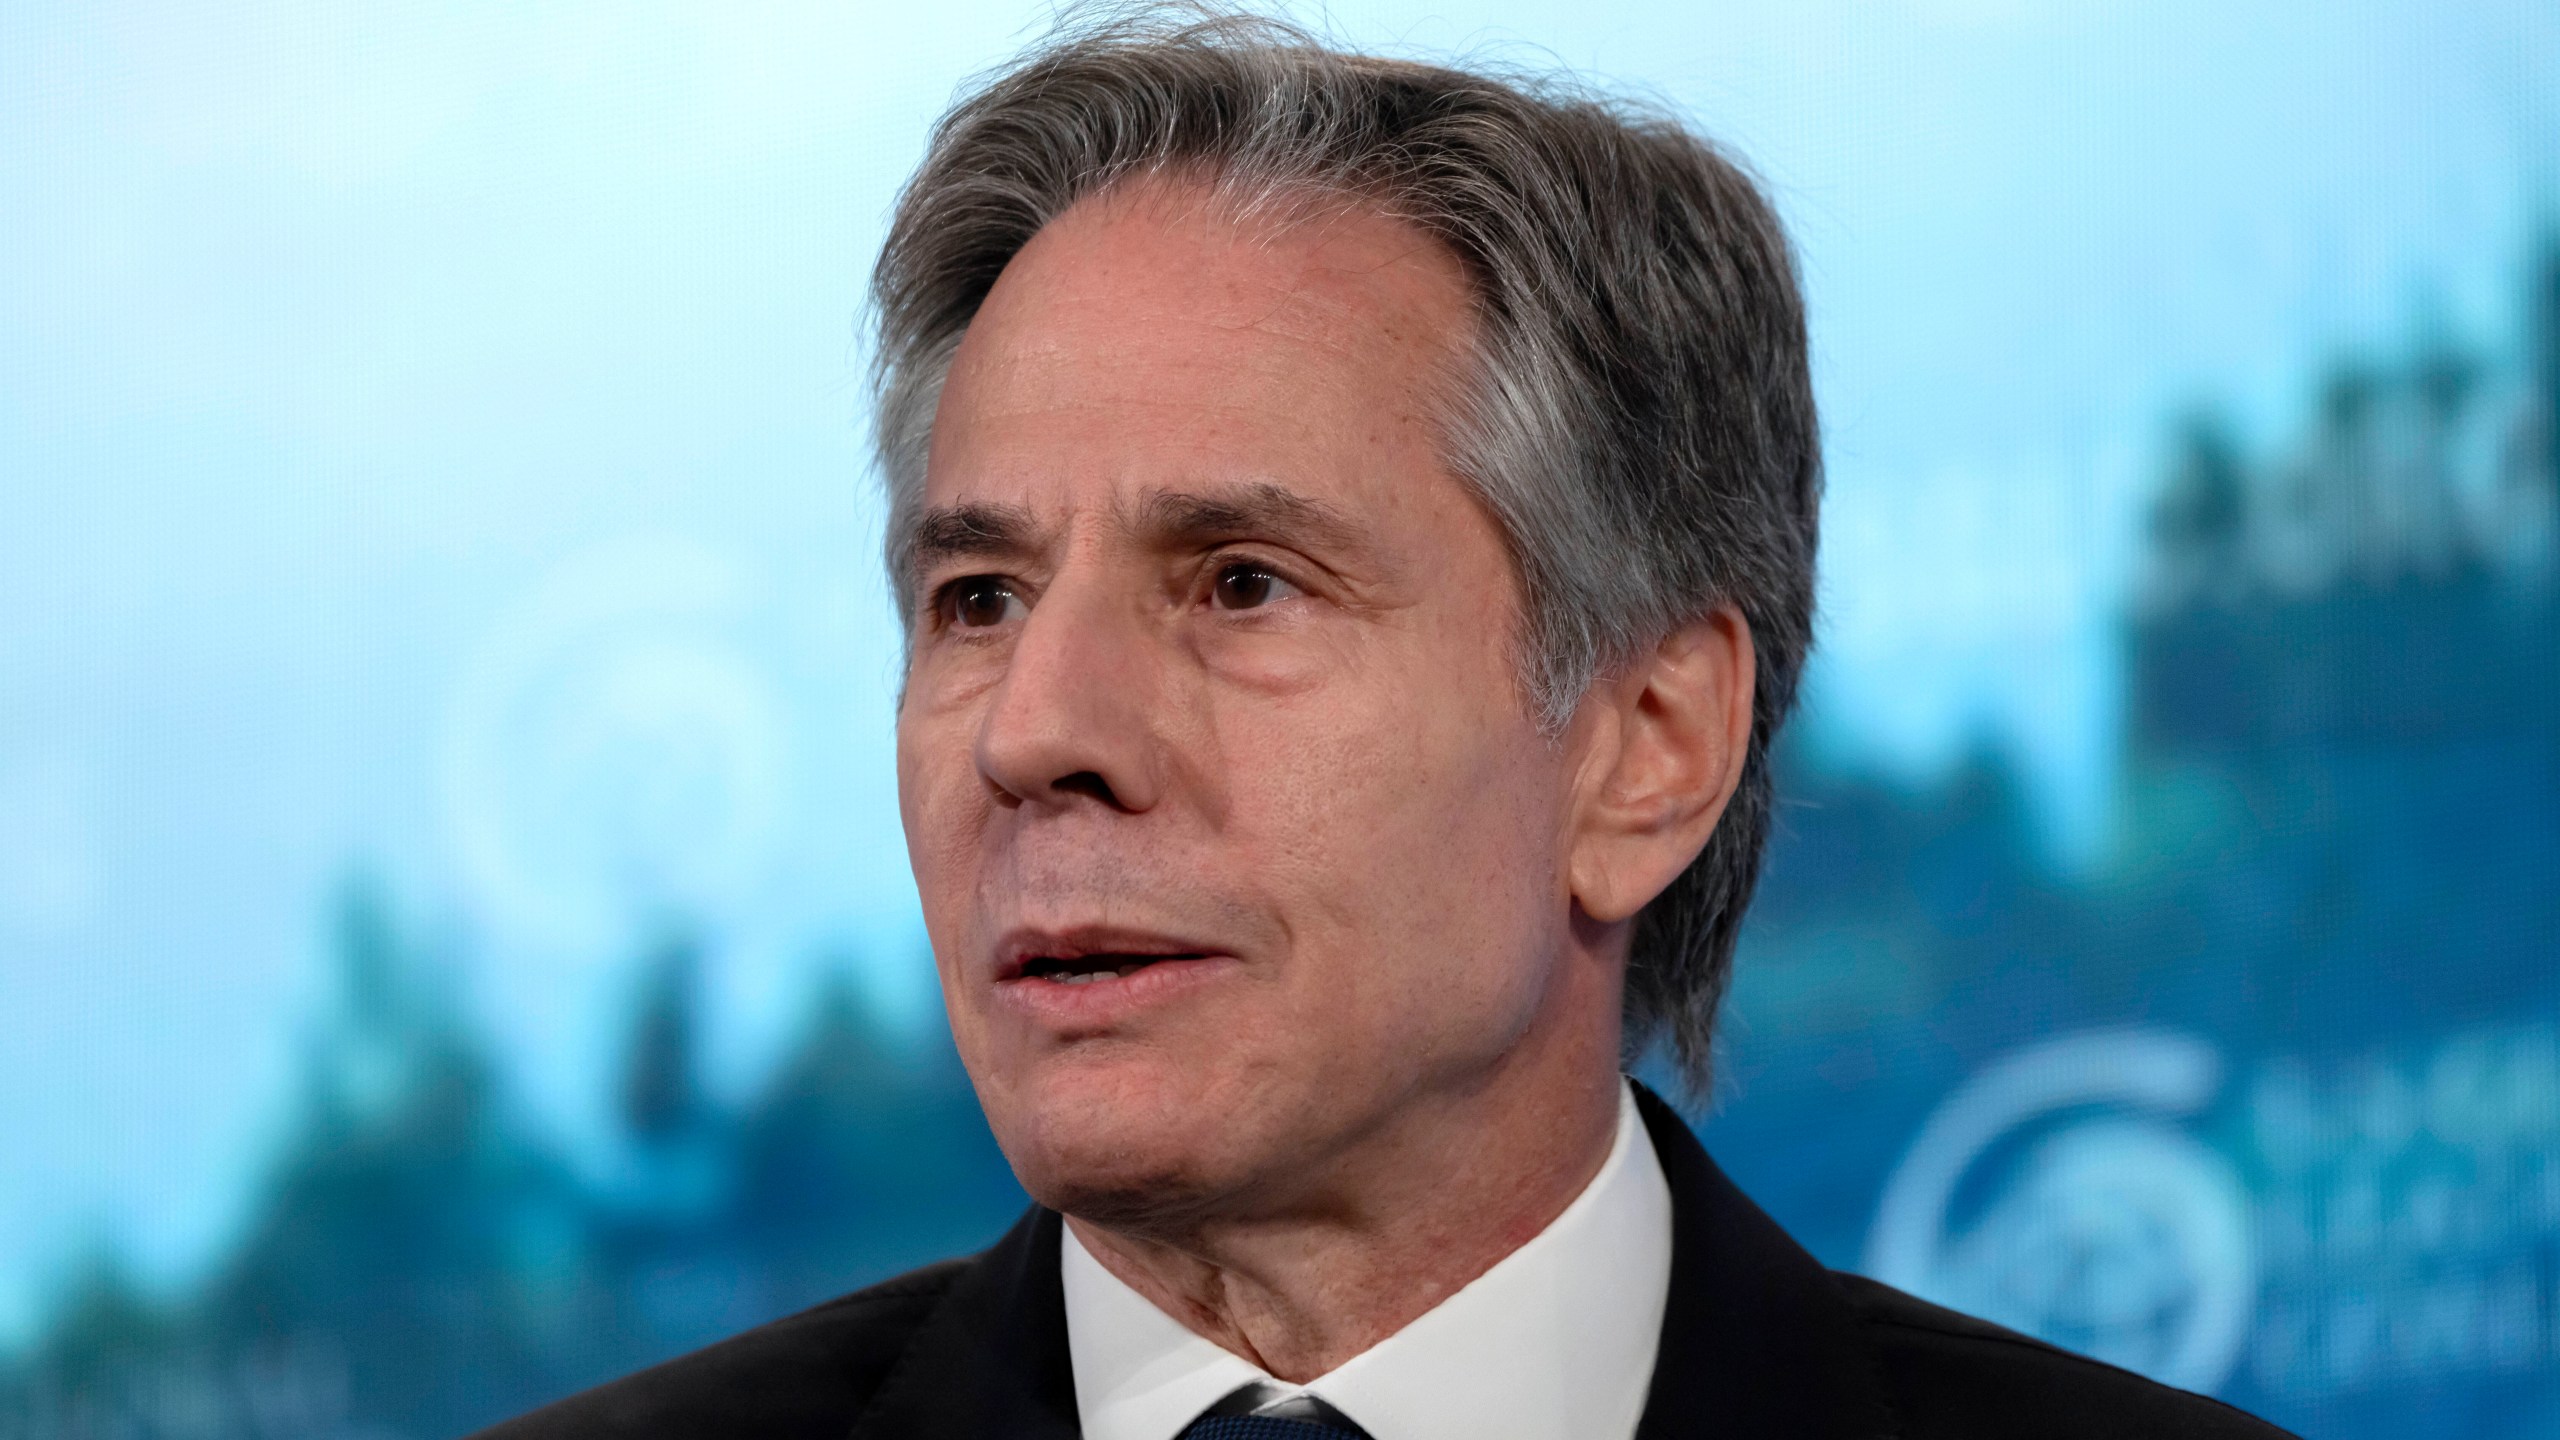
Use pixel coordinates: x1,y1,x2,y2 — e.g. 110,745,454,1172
1174,1380,1375,1439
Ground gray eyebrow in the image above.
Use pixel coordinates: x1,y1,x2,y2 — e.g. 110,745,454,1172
1135,482,1365,555
897,483,1370,602
903,500,1039,582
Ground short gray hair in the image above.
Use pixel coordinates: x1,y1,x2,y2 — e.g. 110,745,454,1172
869,8,1820,1091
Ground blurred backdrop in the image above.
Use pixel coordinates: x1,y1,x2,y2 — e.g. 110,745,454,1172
4,1,2558,1436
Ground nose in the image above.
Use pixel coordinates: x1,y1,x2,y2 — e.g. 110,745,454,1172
973,572,1165,814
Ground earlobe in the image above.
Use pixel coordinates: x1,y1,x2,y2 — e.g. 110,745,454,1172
1566,606,1756,925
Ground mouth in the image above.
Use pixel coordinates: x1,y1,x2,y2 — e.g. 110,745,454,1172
988,927,1239,1019
1009,952,1209,985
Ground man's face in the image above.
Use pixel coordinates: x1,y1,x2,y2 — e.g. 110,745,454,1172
897,181,1588,1223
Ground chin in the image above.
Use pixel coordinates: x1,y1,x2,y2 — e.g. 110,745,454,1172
983,1046,1262,1230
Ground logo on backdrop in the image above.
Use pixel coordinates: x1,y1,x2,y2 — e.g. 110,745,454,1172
441,537,792,949
1864,1028,2258,1393
1870,1025,2560,1400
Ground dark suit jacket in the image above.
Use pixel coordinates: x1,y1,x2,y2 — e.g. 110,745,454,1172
478,1086,2293,1438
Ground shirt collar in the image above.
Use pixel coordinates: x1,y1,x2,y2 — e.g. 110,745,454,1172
1062,1079,1674,1440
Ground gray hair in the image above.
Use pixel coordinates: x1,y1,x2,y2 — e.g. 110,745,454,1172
869,8,1820,1091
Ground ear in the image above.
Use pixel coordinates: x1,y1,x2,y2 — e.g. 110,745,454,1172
1566,605,1757,926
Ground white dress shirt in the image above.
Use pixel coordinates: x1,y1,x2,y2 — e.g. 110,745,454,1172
1061,1080,1674,1440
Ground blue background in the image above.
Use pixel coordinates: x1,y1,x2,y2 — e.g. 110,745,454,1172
3,2,2556,1435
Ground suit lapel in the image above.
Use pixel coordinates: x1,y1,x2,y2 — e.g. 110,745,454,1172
847,1206,1082,1440
1632,1084,1898,1440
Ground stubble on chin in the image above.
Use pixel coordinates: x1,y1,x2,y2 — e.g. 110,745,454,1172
988,1048,1314,1240
1004,1103,1246,1236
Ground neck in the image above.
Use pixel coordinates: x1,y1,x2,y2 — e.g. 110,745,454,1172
1064,1035,1624,1383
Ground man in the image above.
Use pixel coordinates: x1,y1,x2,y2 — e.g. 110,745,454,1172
482,11,2290,1439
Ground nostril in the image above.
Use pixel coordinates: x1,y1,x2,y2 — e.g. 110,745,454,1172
1053,770,1119,807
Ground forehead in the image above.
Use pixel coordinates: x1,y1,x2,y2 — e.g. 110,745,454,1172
922,177,1479,515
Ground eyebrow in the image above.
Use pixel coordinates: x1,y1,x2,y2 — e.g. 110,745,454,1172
899,481,1371,591
1134,482,1365,556
904,501,1040,581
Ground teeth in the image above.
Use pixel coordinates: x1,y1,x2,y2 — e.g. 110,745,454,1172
1030,955,1185,984
1038,959,1168,984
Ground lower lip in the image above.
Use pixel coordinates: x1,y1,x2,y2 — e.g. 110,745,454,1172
992,955,1241,1027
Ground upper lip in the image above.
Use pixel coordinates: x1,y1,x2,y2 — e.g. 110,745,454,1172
990,925,1230,981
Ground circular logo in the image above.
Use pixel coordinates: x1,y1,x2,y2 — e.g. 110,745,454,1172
440,537,791,949
1864,1028,2256,1391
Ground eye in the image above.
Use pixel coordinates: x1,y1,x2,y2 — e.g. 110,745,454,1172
939,575,1026,629
1209,561,1304,611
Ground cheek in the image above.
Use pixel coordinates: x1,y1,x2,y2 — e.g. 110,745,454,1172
895,711,987,933
897,725,1008,1073
1237,660,1564,1024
